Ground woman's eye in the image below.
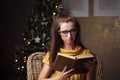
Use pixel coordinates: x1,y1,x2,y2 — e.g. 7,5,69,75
71,29,77,33
62,31,68,34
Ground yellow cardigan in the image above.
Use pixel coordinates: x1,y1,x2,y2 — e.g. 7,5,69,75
42,46,91,80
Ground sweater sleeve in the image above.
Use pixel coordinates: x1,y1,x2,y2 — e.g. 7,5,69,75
81,49,90,55
42,52,50,65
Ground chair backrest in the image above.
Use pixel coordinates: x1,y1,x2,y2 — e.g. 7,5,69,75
95,55,103,80
27,52,45,80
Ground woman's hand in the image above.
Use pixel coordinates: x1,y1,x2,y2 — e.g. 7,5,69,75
54,66,74,80
83,61,96,72
83,61,97,80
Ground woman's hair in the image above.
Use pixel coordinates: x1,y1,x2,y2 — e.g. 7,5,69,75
49,12,86,63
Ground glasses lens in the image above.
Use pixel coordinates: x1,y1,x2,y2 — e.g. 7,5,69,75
71,29,77,34
61,31,68,34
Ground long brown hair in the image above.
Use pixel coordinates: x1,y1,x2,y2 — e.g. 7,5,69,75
49,12,86,64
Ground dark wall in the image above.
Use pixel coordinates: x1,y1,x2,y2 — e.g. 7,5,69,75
1,0,33,79
78,17,120,80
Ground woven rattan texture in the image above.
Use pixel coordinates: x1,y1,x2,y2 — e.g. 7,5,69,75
27,52,45,80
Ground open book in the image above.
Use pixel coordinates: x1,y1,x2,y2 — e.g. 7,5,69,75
53,53,94,73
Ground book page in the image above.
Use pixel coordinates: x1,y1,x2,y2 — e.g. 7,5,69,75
75,53,94,59
58,53,94,60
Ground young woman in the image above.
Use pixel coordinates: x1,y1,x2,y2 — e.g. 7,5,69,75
38,12,97,80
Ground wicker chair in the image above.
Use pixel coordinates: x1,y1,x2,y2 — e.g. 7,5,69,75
27,52,45,80
27,52,103,80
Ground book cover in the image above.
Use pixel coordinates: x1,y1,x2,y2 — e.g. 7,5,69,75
53,53,94,73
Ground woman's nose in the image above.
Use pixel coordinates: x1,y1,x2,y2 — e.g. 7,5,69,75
67,32,71,37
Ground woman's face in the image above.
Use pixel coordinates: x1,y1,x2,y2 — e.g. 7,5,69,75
59,22,77,45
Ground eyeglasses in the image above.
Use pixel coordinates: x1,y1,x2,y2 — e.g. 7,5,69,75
58,29,77,36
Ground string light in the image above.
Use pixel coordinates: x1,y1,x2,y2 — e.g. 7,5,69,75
24,56,27,63
21,66,24,69
53,12,56,15
28,41,30,44
18,67,20,70
56,5,58,8
15,59,18,62
22,50,24,53
24,38,26,40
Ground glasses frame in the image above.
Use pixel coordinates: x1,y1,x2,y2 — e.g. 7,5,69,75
58,28,78,36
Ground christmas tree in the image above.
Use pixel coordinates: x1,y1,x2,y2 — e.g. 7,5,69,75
14,0,63,80
23,0,63,52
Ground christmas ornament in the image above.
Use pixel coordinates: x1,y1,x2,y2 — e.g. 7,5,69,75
35,36,40,43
